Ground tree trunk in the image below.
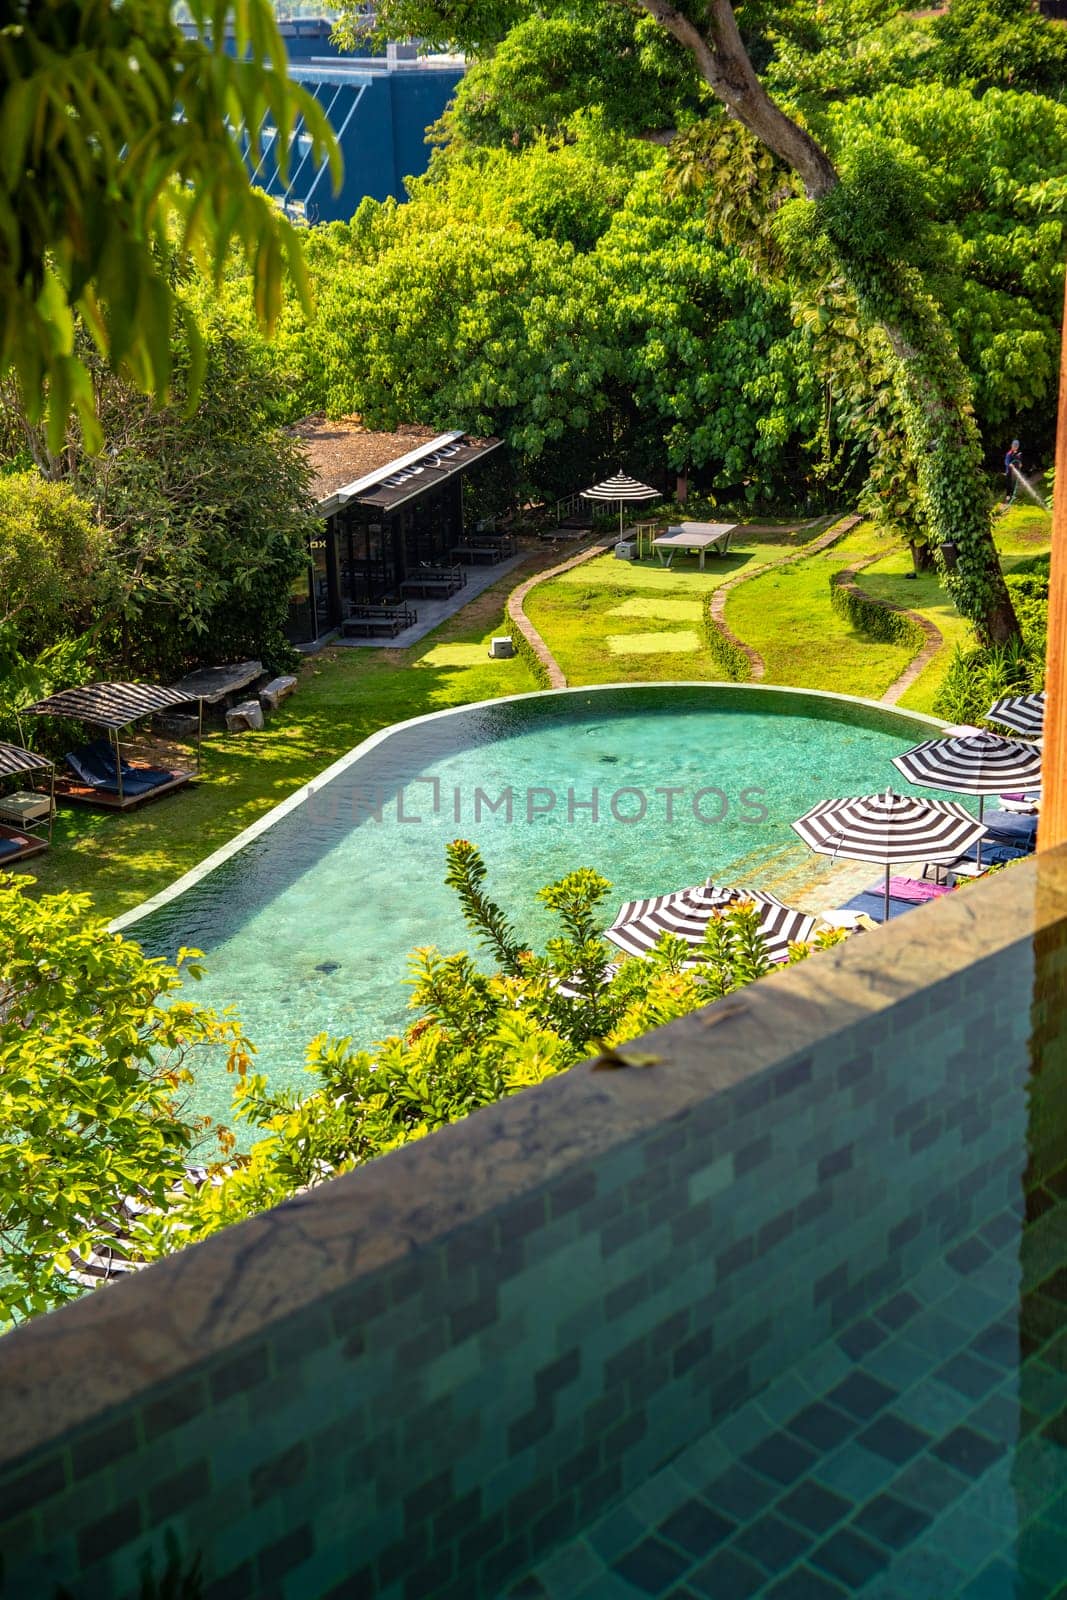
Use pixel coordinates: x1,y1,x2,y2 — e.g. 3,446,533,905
632,0,1020,646
909,540,935,574
880,306,1019,644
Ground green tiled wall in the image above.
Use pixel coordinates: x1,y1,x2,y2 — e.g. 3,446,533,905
0,884,1061,1600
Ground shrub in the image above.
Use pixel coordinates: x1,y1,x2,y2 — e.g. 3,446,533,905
829,571,926,650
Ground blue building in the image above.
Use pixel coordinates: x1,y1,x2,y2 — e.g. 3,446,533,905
185,17,466,223
256,54,465,223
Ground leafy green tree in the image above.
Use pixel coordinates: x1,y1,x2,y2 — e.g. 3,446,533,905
0,473,105,657
315,205,614,462
353,0,1022,642
0,877,250,1327
931,0,1067,93
1,0,337,452
77,326,320,676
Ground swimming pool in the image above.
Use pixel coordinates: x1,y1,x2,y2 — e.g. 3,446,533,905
119,685,951,1125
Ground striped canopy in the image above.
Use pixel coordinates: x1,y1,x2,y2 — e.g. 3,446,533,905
987,691,1045,739
26,682,193,730
581,473,660,503
793,790,986,866
605,882,817,965
891,730,1042,797
0,742,52,778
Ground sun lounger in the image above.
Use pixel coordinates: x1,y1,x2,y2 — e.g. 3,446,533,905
998,791,1040,813
56,739,191,810
67,740,177,796
0,823,48,865
832,876,953,925
985,810,1039,848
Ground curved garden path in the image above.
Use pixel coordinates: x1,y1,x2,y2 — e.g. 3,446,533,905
707,514,862,680
831,555,944,705
507,534,620,687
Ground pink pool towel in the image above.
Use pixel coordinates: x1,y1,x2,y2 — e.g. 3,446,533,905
864,876,951,904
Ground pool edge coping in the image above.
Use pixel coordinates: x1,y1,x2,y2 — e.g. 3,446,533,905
110,682,949,935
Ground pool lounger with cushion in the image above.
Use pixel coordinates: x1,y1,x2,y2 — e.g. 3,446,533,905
832,875,952,926
57,740,192,810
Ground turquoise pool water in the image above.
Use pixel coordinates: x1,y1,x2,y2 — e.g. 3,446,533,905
127,686,952,1126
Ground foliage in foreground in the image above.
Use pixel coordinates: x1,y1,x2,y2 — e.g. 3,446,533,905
138,843,845,1254
0,849,844,1320
0,878,250,1328
1,0,336,451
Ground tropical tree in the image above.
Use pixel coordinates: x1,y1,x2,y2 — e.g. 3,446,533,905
0,877,250,1327
1,0,338,450
0,473,105,656
353,0,1023,642
78,326,320,677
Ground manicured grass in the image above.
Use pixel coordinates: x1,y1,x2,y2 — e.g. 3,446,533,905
857,549,976,716
525,537,800,684
723,524,917,698
22,572,539,921
862,512,1051,715
994,502,1052,556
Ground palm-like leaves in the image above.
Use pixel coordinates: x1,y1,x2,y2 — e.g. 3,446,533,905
0,0,341,448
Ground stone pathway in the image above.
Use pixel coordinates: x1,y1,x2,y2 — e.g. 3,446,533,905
707,515,862,681
832,555,944,706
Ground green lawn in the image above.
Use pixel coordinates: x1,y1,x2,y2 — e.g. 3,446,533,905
723,523,918,697
22,572,538,921
862,507,1052,713
524,536,802,684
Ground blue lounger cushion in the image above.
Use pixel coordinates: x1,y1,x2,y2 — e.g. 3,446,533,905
984,810,1038,848
841,891,917,924
0,836,23,859
66,739,177,795
957,838,1031,868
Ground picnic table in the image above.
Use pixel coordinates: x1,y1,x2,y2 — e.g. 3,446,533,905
401,565,467,599
452,543,507,565
652,522,737,570
341,603,417,639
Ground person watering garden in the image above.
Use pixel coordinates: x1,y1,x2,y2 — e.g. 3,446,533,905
1004,439,1022,504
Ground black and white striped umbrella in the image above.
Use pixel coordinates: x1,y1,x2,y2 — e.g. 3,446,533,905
988,691,1045,740
605,882,816,965
581,472,660,536
792,789,987,920
891,730,1041,868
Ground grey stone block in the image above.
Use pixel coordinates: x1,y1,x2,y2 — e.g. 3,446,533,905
225,699,265,732
259,675,298,711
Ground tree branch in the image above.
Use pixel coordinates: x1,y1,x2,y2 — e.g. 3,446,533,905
629,0,839,197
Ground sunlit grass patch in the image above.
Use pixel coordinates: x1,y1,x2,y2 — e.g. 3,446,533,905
605,631,702,655
607,597,705,623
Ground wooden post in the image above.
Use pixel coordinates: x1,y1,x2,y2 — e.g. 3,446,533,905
1039,275,1067,850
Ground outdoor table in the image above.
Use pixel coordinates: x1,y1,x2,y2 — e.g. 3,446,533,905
401,575,459,598
0,790,51,827
452,544,504,565
652,522,737,570
171,660,263,706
